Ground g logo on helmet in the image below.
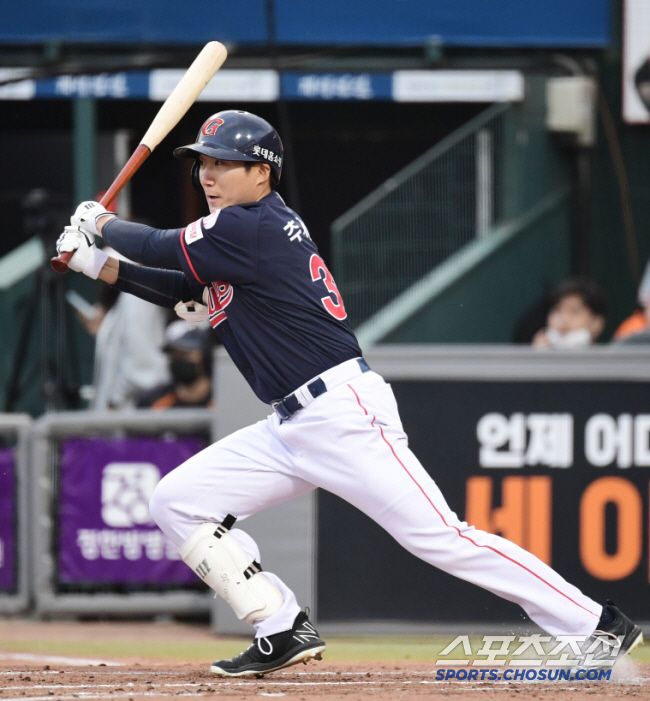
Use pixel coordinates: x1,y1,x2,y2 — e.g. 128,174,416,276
202,117,225,136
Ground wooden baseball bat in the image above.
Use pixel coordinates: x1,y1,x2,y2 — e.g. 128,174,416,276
51,40,228,273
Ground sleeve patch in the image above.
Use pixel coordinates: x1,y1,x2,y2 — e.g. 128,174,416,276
184,219,204,245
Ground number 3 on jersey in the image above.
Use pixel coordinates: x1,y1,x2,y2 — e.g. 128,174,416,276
309,254,347,320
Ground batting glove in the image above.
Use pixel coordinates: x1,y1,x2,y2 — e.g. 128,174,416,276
71,201,116,237
56,226,109,279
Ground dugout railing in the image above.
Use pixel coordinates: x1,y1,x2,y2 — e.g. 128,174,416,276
0,413,32,614
31,409,215,617
331,102,513,329
332,77,576,344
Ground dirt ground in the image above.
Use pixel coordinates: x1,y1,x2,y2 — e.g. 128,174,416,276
0,621,646,701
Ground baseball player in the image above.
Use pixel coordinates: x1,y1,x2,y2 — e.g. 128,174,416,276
57,110,642,677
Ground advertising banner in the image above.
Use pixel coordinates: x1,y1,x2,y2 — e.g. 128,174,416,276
0,0,609,49
58,437,205,585
0,448,15,592
319,380,650,622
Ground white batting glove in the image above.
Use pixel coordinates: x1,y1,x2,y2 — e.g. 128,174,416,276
56,225,110,279
71,201,116,237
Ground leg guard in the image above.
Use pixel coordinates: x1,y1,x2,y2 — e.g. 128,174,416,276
179,520,283,625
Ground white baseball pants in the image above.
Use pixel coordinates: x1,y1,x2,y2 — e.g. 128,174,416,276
149,360,601,639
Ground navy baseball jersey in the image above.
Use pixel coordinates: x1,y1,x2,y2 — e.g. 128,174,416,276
176,192,361,402
105,191,361,404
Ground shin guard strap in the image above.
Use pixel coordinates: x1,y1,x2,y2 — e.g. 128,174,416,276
244,560,262,579
214,514,237,538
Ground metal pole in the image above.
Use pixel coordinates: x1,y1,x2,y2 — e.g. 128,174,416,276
265,0,302,214
475,128,493,239
572,148,592,277
73,97,97,203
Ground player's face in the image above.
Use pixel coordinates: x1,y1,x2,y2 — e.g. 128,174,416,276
198,155,271,211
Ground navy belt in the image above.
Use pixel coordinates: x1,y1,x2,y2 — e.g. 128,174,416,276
272,358,370,421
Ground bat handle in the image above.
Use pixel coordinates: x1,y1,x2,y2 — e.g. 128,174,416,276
50,144,151,273
50,250,74,274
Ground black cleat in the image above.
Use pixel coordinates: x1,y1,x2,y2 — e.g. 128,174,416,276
210,609,326,677
579,601,643,668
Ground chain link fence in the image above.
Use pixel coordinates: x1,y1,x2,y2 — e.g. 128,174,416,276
332,103,511,329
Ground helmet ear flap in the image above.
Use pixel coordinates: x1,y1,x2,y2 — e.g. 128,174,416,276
191,160,202,193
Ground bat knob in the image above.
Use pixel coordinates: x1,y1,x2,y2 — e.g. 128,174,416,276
51,251,72,273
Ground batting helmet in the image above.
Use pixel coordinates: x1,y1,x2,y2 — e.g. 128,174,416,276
173,110,283,192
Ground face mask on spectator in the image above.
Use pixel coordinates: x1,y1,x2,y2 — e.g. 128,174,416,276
545,327,592,349
170,358,202,385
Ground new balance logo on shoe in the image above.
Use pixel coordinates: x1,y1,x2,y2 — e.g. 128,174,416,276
293,620,320,644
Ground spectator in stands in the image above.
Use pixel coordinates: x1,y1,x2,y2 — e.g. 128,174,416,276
137,320,213,409
612,259,650,343
75,253,170,409
532,278,607,349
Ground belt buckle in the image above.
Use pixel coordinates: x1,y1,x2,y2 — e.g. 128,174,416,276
272,398,292,421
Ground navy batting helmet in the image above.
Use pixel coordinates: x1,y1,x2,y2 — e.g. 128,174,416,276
173,110,283,192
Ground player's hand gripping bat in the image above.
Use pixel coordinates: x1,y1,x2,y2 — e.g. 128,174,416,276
51,40,227,273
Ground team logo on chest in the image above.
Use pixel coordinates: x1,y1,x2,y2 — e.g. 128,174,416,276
206,281,233,328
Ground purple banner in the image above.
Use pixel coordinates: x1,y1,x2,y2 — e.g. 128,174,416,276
58,437,205,585
0,448,15,591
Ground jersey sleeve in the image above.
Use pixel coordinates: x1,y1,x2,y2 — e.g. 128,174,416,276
102,218,182,269
176,206,258,286
114,261,201,308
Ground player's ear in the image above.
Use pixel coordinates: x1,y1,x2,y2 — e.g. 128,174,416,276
255,162,272,186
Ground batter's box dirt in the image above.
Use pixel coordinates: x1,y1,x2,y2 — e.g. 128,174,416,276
0,661,647,701
0,621,646,700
